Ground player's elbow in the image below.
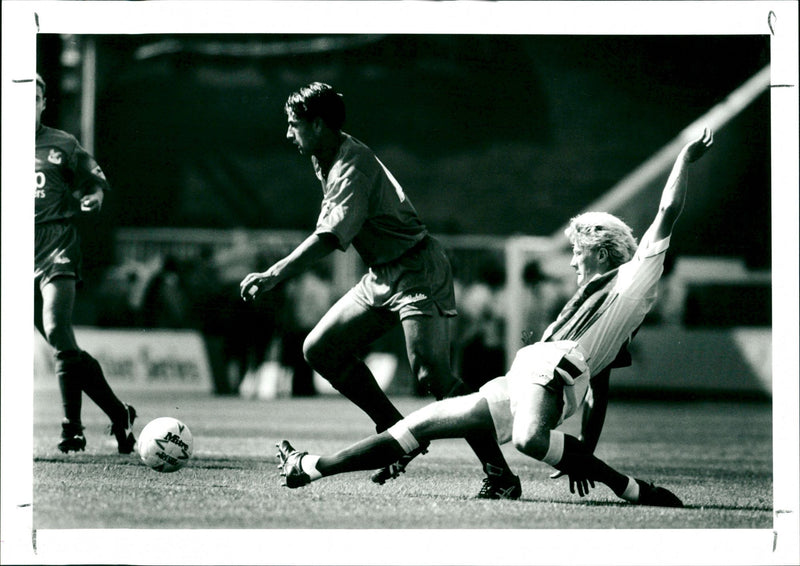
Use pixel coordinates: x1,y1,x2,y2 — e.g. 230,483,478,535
315,232,341,253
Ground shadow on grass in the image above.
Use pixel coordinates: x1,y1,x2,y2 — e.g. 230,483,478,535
515,496,772,513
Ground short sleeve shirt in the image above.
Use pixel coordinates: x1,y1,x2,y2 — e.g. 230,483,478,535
313,134,426,267
35,126,109,224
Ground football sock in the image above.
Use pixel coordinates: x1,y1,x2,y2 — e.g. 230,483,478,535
465,432,516,478
78,351,127,424
55,349,84,424
387,421,420,453
316,431,406,477
542,430,566,465
324,358,404,433
299,454,322,481
620,477,640,502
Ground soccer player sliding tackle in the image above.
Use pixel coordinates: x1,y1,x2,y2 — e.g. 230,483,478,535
276,127,714,506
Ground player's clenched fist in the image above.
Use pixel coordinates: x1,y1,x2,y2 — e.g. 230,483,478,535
240,270,278,301
80,192,104,212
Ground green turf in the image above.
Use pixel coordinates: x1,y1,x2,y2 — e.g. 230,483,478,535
31,390,772,530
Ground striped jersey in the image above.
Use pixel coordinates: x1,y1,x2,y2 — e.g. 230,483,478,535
542,227,670,376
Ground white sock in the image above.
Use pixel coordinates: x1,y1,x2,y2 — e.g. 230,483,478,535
300,454,322,481
387,421,420,453
542,430,565,466
620,476,640,502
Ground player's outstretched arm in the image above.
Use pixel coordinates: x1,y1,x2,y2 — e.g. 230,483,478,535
240,232,338,301
649,127,714,243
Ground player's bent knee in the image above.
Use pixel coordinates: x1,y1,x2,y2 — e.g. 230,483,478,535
301,335,317,365
302,333,331,372
512,430,549,460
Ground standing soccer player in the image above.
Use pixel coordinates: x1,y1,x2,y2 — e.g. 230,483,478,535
241,82,519,498
276,128,714,507
35,73,136,454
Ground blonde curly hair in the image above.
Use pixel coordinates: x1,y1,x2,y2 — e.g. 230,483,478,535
565,211,638,268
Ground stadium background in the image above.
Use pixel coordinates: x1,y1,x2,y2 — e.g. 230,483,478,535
34,33,771,400
11,8,793,557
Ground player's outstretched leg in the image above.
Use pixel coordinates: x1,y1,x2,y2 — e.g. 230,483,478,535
78,350,136,453
276,440,313,488
109,404,137,454
277,426,418,488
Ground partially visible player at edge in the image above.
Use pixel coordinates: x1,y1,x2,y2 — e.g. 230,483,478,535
276,128,714,507
240,82,519,498
35,73,136,454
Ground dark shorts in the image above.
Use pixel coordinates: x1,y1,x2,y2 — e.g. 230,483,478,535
349,235,457,320
35,221,83,287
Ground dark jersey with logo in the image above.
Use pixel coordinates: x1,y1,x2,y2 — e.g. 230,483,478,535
35,125,109,224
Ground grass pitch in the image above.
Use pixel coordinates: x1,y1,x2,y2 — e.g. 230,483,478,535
31,389,772,531
15,388,781,564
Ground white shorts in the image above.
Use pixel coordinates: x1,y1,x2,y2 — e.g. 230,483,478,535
479,341,590,444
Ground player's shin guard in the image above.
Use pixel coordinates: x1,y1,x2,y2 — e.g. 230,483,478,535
55,349,84,424
79,351,127,424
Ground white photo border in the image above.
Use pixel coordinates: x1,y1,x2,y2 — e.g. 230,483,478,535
2,2,797,565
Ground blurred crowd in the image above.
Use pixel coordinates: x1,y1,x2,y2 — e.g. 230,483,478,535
452,256,569,390
90,242,573,397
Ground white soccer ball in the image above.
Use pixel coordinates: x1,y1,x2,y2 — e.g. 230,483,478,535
137,417,193,473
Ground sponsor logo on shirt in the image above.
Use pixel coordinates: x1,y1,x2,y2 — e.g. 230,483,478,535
48,149,62,165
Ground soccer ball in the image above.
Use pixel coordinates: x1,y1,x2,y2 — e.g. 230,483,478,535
137,417,193,473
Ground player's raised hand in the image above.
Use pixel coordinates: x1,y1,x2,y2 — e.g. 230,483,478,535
682,127,714,163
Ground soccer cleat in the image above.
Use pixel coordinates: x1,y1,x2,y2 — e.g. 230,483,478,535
109,404,137,454
370,442,429,485
276,440,311,488
635,480,684,508
476,466,522,500
58,420,86,453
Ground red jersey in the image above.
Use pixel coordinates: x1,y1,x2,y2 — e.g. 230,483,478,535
35,125,109,224
312,134,427,267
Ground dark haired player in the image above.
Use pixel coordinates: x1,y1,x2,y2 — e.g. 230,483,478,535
240,82,519,498
35,73,136,454
276,128,714,507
